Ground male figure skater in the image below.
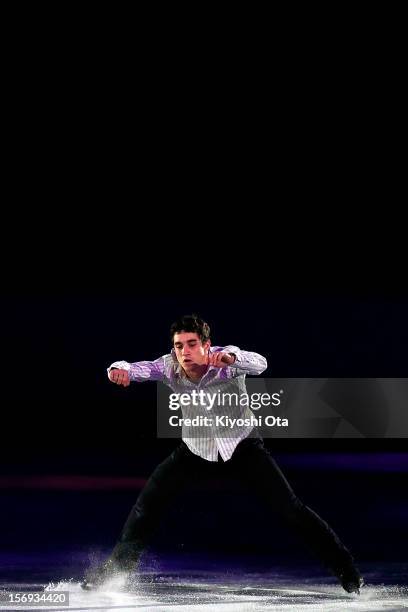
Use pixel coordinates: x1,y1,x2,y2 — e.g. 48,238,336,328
82,314,363,593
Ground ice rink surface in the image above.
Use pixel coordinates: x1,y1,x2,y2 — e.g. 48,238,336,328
0,553,406,611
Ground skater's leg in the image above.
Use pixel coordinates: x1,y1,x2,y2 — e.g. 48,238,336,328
83,441,196,587
229,437,363,592
117,441,196,548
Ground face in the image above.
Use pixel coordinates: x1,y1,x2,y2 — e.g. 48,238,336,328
173,331,210,372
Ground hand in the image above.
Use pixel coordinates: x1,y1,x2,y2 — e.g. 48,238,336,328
207,352,236,368
108,368,130,387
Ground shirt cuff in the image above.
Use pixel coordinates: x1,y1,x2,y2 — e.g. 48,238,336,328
107,361,131,374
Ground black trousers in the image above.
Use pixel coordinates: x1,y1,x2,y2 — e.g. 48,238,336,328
116,437,353,572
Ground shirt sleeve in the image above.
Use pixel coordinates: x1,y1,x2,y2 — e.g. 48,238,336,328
107,356,167,382
222,345,268,375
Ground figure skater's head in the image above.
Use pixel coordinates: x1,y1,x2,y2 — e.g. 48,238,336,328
170,314,211,373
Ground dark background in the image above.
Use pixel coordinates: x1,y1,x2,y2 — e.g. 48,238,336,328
1,13,406,577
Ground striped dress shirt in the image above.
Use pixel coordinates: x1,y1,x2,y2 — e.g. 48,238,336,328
109,346,267,462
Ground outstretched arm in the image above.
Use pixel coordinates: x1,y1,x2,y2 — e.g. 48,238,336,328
107,356,166,387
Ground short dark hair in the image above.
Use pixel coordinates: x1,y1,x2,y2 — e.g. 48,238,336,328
170,314,211,344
